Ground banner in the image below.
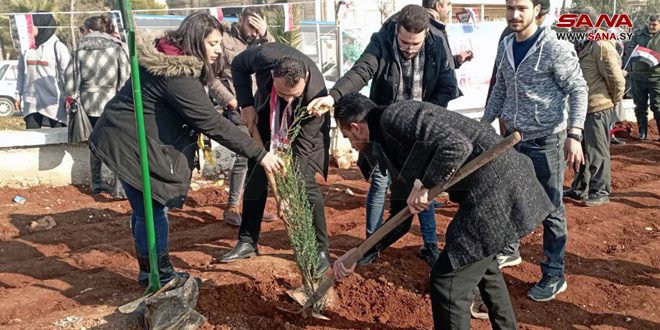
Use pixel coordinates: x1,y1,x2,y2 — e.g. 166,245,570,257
446,21,508,112
282,3,294,32
9,14,35,52
209,7,224,21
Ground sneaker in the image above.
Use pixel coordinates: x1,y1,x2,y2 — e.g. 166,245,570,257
357,251,379,266
470,288,489,320
224,205,242,226
419,243,440,267
563,189,585,201
610,137,626,145
527,274,567,302
582,195,609,207
497,252,522,269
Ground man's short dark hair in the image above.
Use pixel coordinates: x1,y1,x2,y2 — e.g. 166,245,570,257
422,0,441,9
242,7,264,19
398,4,429,33
650,15,658,22
273,56,307,86
334,93,378,126
537,0,551,16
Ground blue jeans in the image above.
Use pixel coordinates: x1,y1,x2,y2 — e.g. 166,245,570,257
366,163,437,244
511,131,567,278
122,181,169,256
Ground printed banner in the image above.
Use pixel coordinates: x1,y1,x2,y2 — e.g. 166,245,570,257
282,3,294,32
209,7,224,21
446,21,508,111
9,14,35,52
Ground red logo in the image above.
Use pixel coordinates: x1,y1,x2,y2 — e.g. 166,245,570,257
556,14,633,29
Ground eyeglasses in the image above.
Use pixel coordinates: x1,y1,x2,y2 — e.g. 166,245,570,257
397,35,425,52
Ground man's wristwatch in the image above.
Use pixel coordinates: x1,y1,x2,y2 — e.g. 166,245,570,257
567,132,583,142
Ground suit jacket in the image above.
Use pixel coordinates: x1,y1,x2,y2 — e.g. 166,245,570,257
365,100,553,269
231,43,330,177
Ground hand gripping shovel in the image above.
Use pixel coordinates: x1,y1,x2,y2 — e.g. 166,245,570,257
285,131,522,318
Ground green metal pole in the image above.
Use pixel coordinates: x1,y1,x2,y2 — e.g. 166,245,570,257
118,0,161,292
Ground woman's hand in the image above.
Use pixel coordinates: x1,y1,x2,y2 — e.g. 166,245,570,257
260,151,284,174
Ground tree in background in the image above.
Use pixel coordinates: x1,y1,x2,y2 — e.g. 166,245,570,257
629,0,660,30
263,4,303,48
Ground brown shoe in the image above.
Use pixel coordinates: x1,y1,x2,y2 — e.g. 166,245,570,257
224,205,242,226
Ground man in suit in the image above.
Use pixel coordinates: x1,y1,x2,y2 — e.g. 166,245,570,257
218,43,332,273
332,93,552,329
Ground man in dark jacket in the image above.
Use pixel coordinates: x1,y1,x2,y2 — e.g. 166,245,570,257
308,4,459,267
422,0,474,69
219,43,332,273
332,93,553,329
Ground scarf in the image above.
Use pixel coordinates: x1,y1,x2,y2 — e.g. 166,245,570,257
33,13,57,48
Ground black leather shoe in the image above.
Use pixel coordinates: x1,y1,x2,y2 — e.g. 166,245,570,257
136,251,189,287
137,254,150,287
317,251,330,274
157,252,189,284
218,241,258,263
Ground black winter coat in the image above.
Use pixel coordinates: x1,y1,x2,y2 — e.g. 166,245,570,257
231,43,330,177
366,101,553,269
89,37,267,208
329,19,460,107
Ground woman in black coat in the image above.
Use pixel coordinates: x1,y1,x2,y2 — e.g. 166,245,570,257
89,12,282,287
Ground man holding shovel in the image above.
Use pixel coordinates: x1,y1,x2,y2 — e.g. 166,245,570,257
332,93,553,329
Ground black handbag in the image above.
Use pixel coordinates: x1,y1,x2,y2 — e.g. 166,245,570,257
67,49,93,143
68,99,92,143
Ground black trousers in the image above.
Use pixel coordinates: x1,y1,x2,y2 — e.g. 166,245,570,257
238,156,329,253
431,253,517,330
24,112,65,129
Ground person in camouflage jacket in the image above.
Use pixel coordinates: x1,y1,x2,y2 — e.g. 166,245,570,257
624,15,660,140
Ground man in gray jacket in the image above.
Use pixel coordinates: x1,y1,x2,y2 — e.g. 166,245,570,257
482,0,588,302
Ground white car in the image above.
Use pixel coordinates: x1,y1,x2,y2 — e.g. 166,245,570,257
0,61,18,117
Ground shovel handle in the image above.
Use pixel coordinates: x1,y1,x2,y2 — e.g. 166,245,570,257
344,131,521,266
302,131,522,310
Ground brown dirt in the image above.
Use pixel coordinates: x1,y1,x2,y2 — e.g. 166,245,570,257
1,131,659,329
0,116,25,131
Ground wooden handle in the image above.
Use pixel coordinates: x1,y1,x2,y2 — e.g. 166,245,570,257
345,131,522,266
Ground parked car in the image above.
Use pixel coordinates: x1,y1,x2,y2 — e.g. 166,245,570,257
0,60,19,117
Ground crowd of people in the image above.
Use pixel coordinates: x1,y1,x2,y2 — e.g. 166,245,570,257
11,1,659,328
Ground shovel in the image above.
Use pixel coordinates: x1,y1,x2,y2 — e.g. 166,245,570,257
286,131,523,318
